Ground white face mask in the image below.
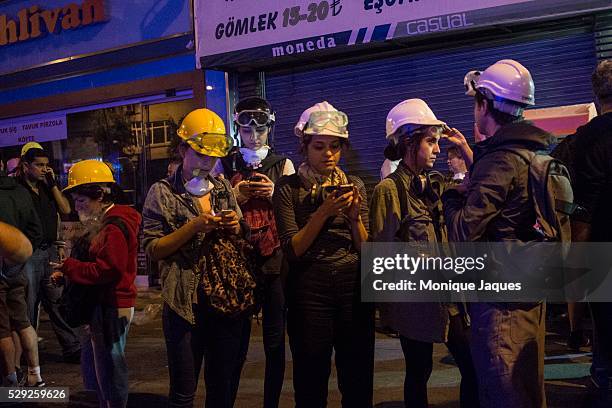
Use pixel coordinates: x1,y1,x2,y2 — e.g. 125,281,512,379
77,212,101,226
240,146,269,168
184,168,212,197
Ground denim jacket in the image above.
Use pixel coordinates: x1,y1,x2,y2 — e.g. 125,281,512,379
142,166,243,324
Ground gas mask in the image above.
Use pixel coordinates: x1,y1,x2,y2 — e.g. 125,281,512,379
184,168,212,197
240,146,269,168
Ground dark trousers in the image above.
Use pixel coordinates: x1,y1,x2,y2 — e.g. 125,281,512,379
591,302,612,387
287,262,375,408
162,303,251,408
399,314,479,408
469,302,546,408
262,273,286,408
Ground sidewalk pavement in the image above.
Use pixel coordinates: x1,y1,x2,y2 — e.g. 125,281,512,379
22,288,611,407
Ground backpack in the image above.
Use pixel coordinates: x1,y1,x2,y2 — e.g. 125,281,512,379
499,148,575,242
59,217,130,327
198,231,259,318
197,178,261,318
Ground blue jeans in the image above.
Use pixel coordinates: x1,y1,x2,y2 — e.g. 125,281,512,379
23,247,80,356
81,305,133,408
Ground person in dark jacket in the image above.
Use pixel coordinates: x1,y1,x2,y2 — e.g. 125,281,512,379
443,60,553,408
566,60,612,391
215,97,294,408
273,101,374,407
51,160,141,408
0,175,45,387
370,99,478,408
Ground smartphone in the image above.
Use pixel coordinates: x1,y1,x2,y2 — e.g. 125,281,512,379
247,175,265,182
220,209,233,218
323,184,354,196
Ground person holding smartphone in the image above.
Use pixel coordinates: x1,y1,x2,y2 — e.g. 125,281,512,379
214,97,294,408
142,108,250,408
50,160,141,408
370,99,477,408
273,101,374,407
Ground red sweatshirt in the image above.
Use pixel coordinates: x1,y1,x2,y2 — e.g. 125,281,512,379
62,205,142,308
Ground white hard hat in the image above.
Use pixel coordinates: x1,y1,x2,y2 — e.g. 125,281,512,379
474,59,535,116
385,99,446,140
6,158,20,175
294,101,349,139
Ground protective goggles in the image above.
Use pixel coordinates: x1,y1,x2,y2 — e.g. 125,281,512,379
234,110,275,127
305,111,349,134
186,133,233,158
464,70,482,96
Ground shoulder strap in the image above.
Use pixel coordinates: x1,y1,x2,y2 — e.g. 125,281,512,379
103,216,131,246
387,172,410,221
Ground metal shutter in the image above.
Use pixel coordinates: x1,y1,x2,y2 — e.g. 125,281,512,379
264,23,598,194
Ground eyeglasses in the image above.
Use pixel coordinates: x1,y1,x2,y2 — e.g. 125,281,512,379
234,110,275,127
305,111,349,133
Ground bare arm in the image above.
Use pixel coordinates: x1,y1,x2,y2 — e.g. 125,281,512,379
50,185,71,215
0,222,33,266
148,215,219,261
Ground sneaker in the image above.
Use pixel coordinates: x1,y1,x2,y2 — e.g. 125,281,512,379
25,380,46,387
590,368,612,391
567,330,591,351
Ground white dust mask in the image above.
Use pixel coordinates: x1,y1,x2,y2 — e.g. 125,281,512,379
184,168,212,197
240,146,269,168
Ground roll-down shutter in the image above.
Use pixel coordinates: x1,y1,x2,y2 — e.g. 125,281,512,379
264,22,598,193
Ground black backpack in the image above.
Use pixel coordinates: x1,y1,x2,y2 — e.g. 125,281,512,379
58,217,131,328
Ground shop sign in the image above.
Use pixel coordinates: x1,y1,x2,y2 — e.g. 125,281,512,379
0,114,67,147
0,0,191,76
195,0,612,68
0,0,106,47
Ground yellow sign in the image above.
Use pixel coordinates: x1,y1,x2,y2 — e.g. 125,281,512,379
0,0,106,47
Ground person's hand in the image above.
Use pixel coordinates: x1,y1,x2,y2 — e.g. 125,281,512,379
316,188,354,219
50,271,64,286
443,127,469,148
44,168,57,187
248,173,274,199
218,210,241,235
192,213,221,234
57,246,66,263
345,187,362,222
237,173,274,200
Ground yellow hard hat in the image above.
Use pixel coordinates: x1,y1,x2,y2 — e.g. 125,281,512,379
177,108,232,157
63,160,116,192
21,142,43,157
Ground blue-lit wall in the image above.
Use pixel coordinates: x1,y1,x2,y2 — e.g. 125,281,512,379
0,0,192,75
